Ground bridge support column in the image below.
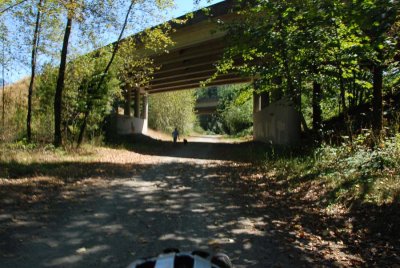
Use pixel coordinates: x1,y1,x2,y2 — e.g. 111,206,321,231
134,88,141,118
253,80,269,113
117,88,148,135
252,80,300,145
142,93,148,120
253,91,270,113
260,91,270,109
124,86,132,116
253,91,261,113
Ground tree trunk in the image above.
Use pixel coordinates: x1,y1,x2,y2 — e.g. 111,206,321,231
277,14,296,105
332,19,348,120
124,86,131,116
54,15,72,147
338,68,347,113
312,81,322,133
372,63,383,139
2,35,5,128
77,1,134,147
27,0,43,142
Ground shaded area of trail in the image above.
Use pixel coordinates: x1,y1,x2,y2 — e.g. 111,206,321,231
1,137,398,267
113,133,265,162
0,138,303,268
0,163,302,267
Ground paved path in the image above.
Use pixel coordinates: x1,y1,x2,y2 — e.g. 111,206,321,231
0,139,303,268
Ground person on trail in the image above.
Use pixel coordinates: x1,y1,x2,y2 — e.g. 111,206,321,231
172,127,179,143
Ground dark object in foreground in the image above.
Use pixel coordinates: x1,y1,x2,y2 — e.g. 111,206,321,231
127,249,232,268
183,139,188,145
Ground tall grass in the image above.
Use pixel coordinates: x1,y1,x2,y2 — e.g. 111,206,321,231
0,78,29,141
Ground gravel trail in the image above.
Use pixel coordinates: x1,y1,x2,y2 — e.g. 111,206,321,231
0,138,303,268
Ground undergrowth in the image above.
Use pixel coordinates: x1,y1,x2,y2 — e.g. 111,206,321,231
0,140,98,165
264,133,400,207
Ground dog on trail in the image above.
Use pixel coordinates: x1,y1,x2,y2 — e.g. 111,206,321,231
183,139,188,145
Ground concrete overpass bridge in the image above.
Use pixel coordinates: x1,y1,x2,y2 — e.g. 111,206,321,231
195,97,219,115
117,0,300,145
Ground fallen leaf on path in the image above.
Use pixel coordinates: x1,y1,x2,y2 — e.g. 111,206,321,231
138,238,148,244
76,247,87,254
208,239,219,246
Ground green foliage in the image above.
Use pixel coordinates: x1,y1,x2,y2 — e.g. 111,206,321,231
1,0,178,146
67,49,121,139
34,49,121,144
220,98,252,135
34,64,57,141
116,25,174,90
313,135,400,204
263,133,400,206
219,0,398,133
148,90,196,135
6,138,38,150
197,84,253,136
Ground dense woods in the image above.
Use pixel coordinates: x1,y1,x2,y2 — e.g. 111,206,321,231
217,0,399,143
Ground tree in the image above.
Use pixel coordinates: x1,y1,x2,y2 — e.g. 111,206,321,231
196,84,253,135
0,0,29,14
34,64,58,141
218,85,253,135
52,0,175,147
76,0,135,146
76,1,175,146
53,2,72,147
1,23,6,129
27,0,43,142
349,0,397,138
218,0,398,143
53,0,120,146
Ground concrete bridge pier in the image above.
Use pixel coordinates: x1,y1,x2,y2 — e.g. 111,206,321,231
253,88,301,145
253,90,270,113
117,87,148,135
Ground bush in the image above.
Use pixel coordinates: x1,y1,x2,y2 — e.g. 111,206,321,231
220,100,253,135
196,84,253,136
312,133,400,204
35,50,121,145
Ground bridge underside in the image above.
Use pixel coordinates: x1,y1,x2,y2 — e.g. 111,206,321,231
148,38,250,94
116,0,301,145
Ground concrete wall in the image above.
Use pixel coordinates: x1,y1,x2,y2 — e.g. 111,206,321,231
116,115,148,135
253,100,301,145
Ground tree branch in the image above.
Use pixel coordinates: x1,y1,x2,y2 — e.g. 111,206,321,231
0,0,29,15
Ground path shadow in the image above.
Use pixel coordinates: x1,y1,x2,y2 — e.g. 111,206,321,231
0,160,313,268
108,134,310,162
2,146,395,267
